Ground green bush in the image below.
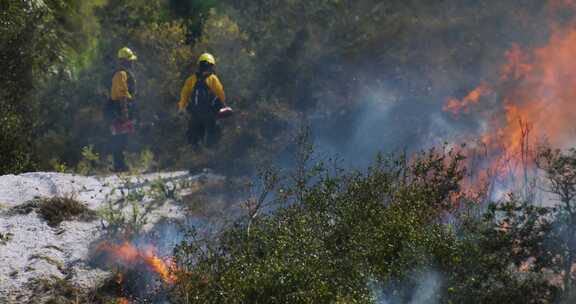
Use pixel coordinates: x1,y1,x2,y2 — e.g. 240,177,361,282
38,196,98,227
173,149,455,303
172,146,568,303
9,196,97,227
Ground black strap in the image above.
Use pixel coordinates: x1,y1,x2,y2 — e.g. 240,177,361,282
192,72,215,107
194,72,212,89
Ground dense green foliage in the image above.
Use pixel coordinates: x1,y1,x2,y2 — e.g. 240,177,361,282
172,147,576,303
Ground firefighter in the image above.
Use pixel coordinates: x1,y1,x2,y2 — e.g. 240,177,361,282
107,47,138,172
178,53,227,150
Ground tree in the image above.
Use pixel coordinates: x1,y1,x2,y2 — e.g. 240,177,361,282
537,147,576,296
0,0,60,173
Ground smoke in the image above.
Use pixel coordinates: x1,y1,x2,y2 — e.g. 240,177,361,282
130,219,186,256
372,271,443,304
87,219,188,302
298,0,576,209
307,0,560,171
408,272,443,304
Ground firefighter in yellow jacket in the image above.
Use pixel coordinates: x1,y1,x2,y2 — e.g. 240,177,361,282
178,53,226,149
107,47,138,172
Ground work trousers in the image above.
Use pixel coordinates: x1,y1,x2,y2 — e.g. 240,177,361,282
187,112,221,148
110,133,129,171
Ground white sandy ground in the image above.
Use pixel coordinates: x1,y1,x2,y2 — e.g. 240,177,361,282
0,171,221,302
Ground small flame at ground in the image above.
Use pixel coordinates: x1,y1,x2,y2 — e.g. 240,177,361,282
143,246,177,284
96,241,177,284
117,297,130,304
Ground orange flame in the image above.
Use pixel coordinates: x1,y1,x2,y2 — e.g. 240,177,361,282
550,0,576,9
444,83,492,115
96,241,177,284
491,25,576,160
108,242,139,264
117,298,130,304
143,246,177,284
444,0,576,193
500,44,533,81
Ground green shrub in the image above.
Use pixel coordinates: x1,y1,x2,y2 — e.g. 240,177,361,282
172,149,466,303
38,196,98,227
10,196,97,227
171,145,569,303
76,145,106,175
25,275,114,304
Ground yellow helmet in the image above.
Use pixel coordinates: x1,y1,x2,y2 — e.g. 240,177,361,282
117,47,137,61
197,53,216,65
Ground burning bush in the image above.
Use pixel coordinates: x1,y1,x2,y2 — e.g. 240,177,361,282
93,241,177,285
88,222,183,304
442,0,576,200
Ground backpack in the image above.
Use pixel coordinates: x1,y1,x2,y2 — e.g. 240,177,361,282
187,72,223,115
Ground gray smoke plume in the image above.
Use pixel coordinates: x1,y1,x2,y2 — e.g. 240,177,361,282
372,271,443,304
306,0,555,169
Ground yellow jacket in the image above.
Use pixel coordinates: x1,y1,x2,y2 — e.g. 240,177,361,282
178,73,225,111
111,71,134,101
